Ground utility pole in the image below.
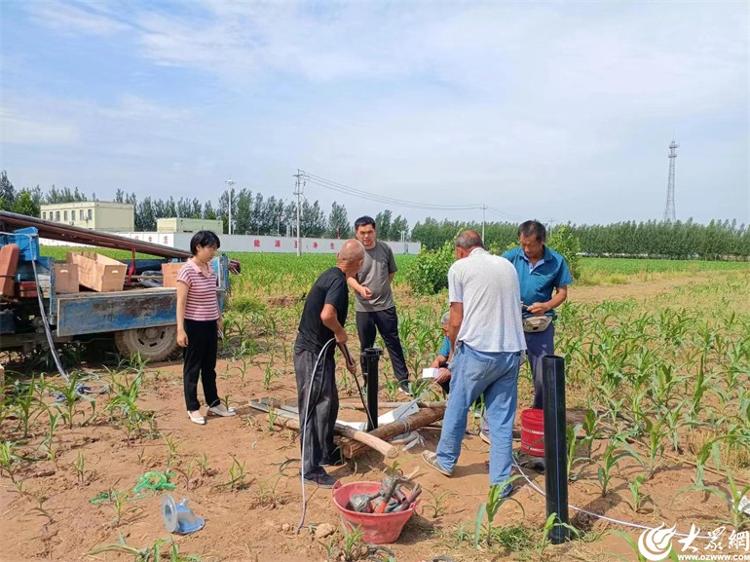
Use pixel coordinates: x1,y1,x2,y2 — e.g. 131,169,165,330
481,204,487,242
225,179,235,235
294,170,304,257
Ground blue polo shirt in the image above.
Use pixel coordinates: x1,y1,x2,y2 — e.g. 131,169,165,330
502,246,573,317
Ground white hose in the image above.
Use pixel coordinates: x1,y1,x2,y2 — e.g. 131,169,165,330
297,337,336,532
511,456,713,540
1,230,69,382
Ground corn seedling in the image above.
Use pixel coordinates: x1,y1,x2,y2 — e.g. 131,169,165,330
627,475,653,513
621,418,666,479
12,378,42,438
422,488,455,518
217,454,250,491
597,441,624,497
89,536,203,562
53,375,83,429
40,411,60,462
0,441,21,482
537,513,579,556
341,525,366,562
383,377,400,402
109,489,130,527
163,433,180,469
196,453,213,477
28,493,54,524
253,475,284,508
73,451,87,486
474,476,525,548
407,378,431,400
173,459,198,491
566,424,591,482
262,365,279,391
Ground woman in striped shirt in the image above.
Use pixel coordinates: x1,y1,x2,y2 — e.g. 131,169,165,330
176,231,236,425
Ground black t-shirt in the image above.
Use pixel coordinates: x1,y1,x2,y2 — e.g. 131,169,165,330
295,267,349,353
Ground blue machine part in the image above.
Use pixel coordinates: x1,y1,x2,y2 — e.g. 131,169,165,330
0,227,41,262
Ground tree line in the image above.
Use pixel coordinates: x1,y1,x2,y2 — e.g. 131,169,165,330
3,170,747,257
0,171,410,240
411,217,750,259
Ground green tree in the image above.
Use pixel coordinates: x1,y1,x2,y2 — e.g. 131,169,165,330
547,224,581,279
12,189,41,217
0,170,16,210
375,209,393,240
327,202,351,238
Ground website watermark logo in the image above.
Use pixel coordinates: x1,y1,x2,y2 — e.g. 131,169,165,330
638,524,677,561
636,524,750,561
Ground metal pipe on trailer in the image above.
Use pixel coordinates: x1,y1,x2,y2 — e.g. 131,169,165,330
542,354,570,544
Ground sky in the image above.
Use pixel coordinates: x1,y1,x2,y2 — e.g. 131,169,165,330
1,0,748,226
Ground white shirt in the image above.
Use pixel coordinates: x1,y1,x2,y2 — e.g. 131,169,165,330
448,247,526,353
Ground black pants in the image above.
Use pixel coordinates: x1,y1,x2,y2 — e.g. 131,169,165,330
355,307,409,383
183,319,220,411
294,347,339,476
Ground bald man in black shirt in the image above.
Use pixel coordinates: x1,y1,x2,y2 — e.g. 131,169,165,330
294,240,364,488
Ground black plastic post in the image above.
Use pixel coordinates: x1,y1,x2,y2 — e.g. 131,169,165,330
542,354,570,544
362,348,382,430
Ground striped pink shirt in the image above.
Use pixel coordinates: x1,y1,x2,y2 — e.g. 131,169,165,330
176,260,220,321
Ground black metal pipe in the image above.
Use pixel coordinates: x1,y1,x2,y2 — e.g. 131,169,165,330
542,354,570,544
362,347,382,430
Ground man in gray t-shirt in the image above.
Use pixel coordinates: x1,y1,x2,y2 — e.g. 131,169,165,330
348,216,410,393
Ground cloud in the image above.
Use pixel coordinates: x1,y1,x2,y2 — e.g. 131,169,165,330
27,0,130,36
5,1,748,223
0,108,79,145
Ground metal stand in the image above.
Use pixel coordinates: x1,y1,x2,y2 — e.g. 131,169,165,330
362,348,382,430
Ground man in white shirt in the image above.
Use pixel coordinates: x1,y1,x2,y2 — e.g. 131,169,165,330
422,230,526,494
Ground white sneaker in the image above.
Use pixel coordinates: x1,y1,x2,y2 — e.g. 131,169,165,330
187,410,206,425
208,404,236,417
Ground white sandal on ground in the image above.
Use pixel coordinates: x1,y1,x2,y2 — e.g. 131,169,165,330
207,404,236,417
187,410,206,425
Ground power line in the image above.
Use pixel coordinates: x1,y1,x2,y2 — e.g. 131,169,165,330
301,171,486,211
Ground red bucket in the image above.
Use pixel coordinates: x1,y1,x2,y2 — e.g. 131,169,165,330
331,481,417,544
520,408,545,457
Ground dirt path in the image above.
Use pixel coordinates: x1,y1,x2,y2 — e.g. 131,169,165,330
568,272,716,304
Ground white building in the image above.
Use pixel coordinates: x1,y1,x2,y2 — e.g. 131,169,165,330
156,217,224,234
41,201,134,232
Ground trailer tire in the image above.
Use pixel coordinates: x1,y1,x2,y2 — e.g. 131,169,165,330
114,326,180,363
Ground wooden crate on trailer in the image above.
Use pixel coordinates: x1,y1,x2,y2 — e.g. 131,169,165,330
161,262,185,288
0,243,20,298
68,252,126,292
54,263,79,294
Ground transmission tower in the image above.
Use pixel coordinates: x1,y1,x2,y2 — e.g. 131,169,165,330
663,139,679,221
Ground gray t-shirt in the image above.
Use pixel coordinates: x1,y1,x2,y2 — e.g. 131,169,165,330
354,241,398,313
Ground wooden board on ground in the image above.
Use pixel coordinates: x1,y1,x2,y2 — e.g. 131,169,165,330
339,404,446,459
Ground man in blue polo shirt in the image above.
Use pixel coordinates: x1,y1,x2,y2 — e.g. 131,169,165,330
503,220,572,410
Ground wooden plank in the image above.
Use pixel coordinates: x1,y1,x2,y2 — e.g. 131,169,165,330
340,404,446,459
247,400,398,459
